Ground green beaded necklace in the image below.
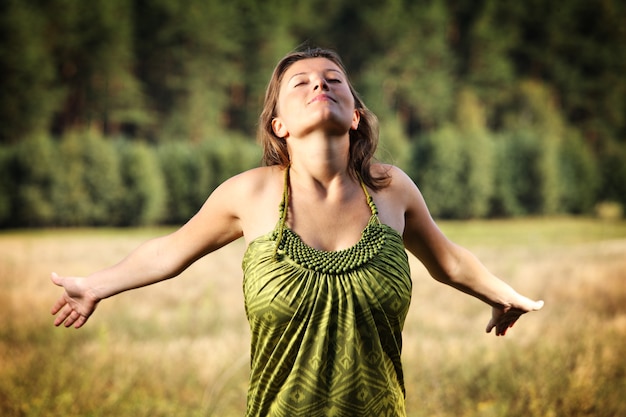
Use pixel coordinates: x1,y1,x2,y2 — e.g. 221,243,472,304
272,167,386,274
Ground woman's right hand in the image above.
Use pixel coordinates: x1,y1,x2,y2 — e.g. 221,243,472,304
50,272,100,329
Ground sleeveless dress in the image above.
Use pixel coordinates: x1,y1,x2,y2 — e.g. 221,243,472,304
242,168,412,417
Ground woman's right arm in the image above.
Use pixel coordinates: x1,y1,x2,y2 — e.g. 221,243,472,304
51,173,248,328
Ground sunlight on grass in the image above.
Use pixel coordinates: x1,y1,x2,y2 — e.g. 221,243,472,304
1,218,625,416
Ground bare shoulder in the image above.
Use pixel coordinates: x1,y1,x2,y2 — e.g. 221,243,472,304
216,165,283,197
369,164,420,233
370,163,444,256
371,163,418,199
215,165,285,242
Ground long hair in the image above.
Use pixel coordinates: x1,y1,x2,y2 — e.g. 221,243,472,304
257,46,389,190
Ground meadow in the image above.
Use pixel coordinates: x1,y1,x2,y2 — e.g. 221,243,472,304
1,218,625,417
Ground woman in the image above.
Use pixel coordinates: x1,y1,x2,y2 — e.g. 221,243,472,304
51,47,543,416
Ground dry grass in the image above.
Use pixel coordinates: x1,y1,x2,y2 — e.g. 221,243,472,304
1,218,625,417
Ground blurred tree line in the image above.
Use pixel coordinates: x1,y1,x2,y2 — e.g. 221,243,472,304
0,0,624,227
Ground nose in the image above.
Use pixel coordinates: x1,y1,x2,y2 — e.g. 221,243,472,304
312,75,329,91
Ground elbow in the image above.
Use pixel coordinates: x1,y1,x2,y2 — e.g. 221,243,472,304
406,235,465,285
428,244,465,286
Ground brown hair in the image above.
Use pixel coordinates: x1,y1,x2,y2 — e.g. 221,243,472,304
257,46,389,190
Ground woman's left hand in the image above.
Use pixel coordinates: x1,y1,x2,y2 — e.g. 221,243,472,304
486,298,544,336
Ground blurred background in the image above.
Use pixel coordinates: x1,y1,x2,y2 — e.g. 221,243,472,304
0,0,624,228
1,2,626,417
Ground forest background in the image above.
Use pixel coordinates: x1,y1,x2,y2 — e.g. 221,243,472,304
1,0,625,227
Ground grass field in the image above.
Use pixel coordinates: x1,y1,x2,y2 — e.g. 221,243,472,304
1,218,625,416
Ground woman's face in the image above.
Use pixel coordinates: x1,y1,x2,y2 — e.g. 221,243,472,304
272,57,360,140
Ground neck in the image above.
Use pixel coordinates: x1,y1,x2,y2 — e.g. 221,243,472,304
286,131,352,190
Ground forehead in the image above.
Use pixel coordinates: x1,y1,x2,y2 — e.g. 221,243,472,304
282,57,345,80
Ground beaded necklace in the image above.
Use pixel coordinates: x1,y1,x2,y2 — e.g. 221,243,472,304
272,167,386,274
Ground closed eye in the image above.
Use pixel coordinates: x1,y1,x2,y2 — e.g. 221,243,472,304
290,78,308,88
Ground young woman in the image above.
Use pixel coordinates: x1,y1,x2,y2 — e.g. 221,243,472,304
51,47,543,416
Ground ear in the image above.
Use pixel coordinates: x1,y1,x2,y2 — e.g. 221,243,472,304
351,109,361,130
271,117,288,138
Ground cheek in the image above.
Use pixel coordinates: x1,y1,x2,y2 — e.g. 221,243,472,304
343,89,357,108
275,89,293,118
276,93,302,121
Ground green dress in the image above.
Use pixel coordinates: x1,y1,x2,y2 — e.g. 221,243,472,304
242,168,412,416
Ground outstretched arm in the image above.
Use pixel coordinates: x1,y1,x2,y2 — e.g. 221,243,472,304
392,168,543,336
51,175,245,329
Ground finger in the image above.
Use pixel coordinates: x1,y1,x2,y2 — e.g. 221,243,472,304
50,272,62,286
65,311,81,328
74,315,88,329
50,273,67,315
499,317,520,336
497,322,510,336
54,305,73,327
51,296,67,315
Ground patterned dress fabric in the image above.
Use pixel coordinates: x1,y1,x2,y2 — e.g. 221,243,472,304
242,169,412,416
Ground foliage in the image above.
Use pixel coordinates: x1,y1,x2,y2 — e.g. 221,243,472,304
155,135,261,225
411,126,466,219
133,0,244,141
53,130,124,226
156,141,211,224
559,130,600,214
0,146,13,224
198,133,262,192
0,134,261,228
497,80,565,215
2,0,623,143
455,88,494,218
45,0,147,135
115,140,167,226
361,0,456,133
10,135,60,226
0,0,60,143
376,112,412,171
410,90,496,219
597,139,626,208
1,0,625,224
489,132,526,217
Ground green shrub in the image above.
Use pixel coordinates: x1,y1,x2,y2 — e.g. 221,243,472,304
377,113,412,171
0,145,13,225
496,80,567,216
115,140,166,226
11,134,59,226
536,131,562,215
411,125,496,219
81,131,124,225
157,141,211,224
489,133,525,217
411,126,465,218
52,130,122,226
597,139,626,207
455,88,495,219
491,129,546,216
199,135,262,191
559,130,600,214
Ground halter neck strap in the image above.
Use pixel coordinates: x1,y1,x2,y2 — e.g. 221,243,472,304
273,166,290,257
273,166,379,258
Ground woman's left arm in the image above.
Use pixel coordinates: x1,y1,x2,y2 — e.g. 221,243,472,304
391,167,543,336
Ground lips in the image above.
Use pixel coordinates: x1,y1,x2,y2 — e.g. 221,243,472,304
308,94,335,104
